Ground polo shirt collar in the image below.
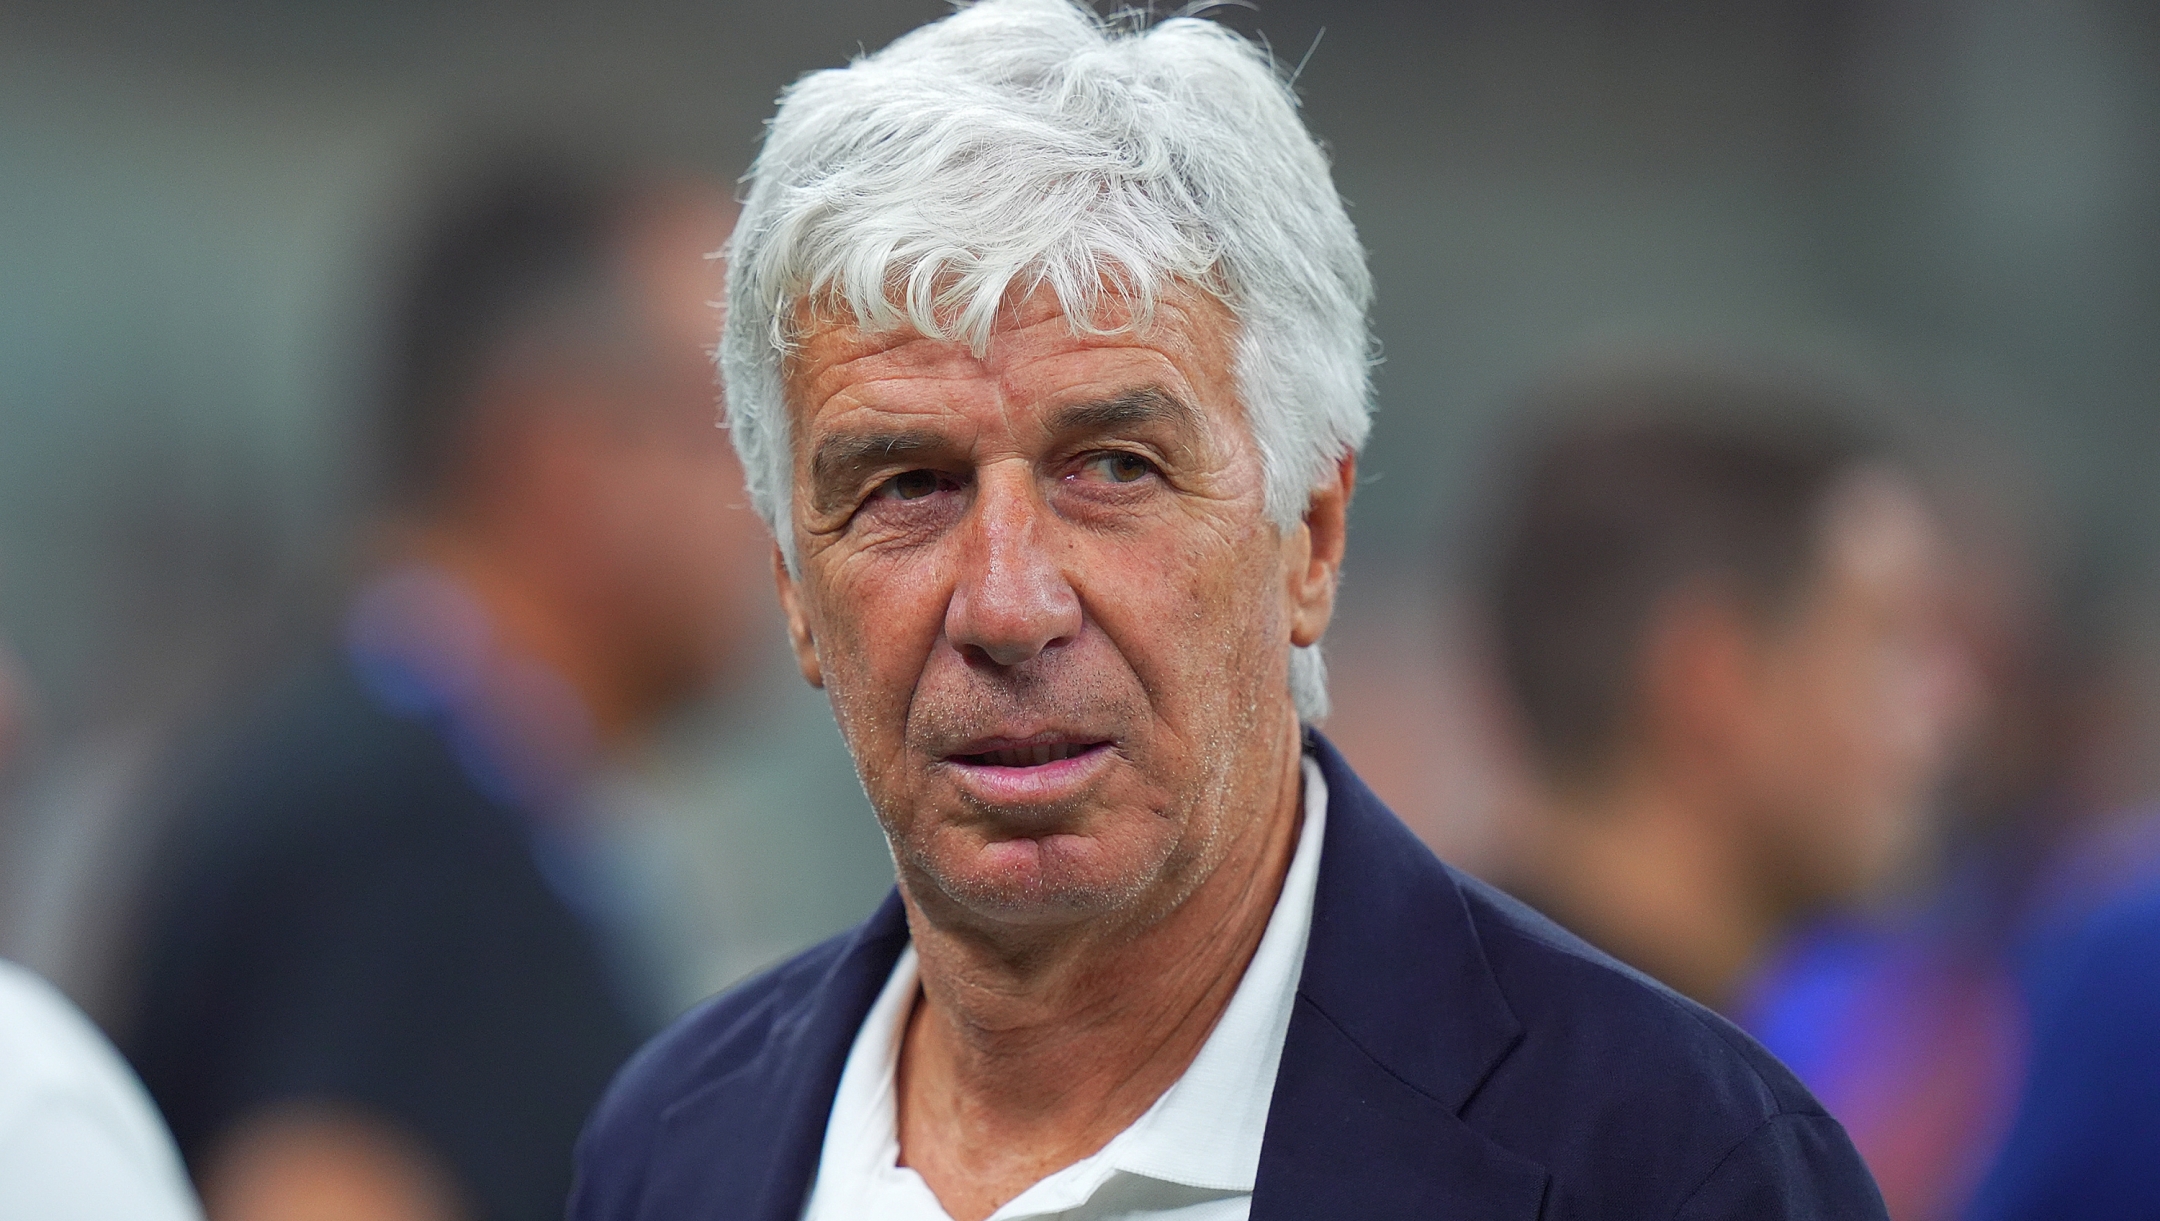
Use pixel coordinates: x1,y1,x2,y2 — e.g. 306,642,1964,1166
1089,752,1329,1196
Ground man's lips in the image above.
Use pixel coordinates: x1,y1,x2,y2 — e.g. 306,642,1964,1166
937,734,1116,804
948,739,1112,768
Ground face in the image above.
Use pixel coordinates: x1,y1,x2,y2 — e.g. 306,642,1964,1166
570,190,769,713
775,287,1346,931
577,347,769,707
1741,471,1968,907
466,194,767,735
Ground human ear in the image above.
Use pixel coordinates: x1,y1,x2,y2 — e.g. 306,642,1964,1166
1640,585,1760,762
773,543,824,688
1288,454,1356,648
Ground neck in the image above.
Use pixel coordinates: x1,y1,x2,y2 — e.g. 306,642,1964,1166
396,521,644,747
1525,765,1778,1012
894,719,1306,1221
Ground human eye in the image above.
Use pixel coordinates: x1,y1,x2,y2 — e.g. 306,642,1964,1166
1075,451,1159,485
872,468,962,501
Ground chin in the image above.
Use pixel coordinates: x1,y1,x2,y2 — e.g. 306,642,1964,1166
907,829,1164,924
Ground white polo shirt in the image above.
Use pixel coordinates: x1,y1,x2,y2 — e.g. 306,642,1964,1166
800,756,1328,1221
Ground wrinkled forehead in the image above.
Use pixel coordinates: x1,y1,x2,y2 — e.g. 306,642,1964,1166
780,281,1242,424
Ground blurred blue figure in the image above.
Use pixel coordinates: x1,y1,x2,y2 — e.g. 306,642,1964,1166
1748,815,2160,1221
1740,484,2160,1220
1741,876,2026,1219
1964,879,2160,1220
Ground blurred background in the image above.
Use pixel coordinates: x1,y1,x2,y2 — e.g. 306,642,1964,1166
2,1,2157,1219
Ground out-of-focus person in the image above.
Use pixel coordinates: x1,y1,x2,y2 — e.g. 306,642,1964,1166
1962,878,2160,1221
1480,365,1970,1013
112,156,763,1221
0,637,203,1220
1730,441,2074,1221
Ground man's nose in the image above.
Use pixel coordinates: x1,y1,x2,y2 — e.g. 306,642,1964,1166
945,473,1082,669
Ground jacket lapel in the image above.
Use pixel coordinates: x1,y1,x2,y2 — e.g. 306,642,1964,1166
1251,732,1550,1219
642,891,911,1221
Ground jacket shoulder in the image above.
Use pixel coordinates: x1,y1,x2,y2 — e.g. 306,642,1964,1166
1461,869,1818,1111
1451,871,1880,1218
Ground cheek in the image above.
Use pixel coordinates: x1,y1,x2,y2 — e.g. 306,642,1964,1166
1788,633,1931,810
1081,517,1287,711
807,550,952,734
602,448,721,541
640,461,753,597
1742,647,1856,812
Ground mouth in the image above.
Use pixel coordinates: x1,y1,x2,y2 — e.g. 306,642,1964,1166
938,733,1117,806
950,739,1112,768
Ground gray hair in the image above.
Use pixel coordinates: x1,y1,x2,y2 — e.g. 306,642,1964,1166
720,0,1374,719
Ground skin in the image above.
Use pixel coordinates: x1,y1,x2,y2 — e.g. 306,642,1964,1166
775,285,1351,1220
202,1107,463,1221
1527,469,1967,1010
204,189,761,1221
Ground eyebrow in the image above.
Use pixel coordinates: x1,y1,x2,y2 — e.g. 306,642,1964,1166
803,386,1202,513
1046,387,1199,437
808,429,947,508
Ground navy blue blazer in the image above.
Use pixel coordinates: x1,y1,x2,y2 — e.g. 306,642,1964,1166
572,733,1885,1220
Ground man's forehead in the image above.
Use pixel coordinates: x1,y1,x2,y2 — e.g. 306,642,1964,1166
783,289,1236,429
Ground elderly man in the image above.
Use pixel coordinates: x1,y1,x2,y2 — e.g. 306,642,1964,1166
573,3,1886,1219
1482,378,1964,1015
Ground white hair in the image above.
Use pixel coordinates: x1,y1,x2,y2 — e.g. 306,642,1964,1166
721,0,1373,719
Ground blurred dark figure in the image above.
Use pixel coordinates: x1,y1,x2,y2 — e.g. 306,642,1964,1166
114,158,762,1221
1968,585,2160,1218
1479,364,1969,1013
1733,445,2067,1221
1740,481,2160,1221
1962,881,2160,1220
